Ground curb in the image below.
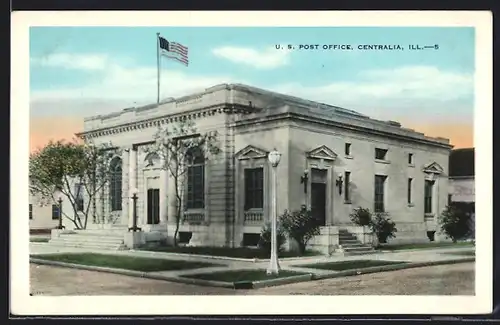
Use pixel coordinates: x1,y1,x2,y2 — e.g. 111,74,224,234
311,257,475,280
251,274,313,289
376,246,475,254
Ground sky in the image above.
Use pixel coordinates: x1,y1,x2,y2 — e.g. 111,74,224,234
29,26,475,151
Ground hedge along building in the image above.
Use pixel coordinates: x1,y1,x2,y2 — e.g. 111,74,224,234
75,83,453,252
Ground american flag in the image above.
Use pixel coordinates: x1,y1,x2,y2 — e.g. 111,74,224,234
158,36,189,66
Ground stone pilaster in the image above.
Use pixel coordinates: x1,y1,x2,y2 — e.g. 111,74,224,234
167,171,177,224
121,148,130,225
159,157,168,226
128,147,137,227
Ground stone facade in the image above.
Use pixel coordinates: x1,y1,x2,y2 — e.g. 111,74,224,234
76,83,453,249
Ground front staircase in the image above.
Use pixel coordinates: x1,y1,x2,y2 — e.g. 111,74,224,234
48,226,128,251
337,228,376,256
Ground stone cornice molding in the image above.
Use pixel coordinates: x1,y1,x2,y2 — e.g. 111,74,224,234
234,112,453,150
77,103,255,140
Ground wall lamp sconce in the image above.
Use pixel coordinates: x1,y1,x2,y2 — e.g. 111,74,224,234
300,169,309,193
336,173,343,196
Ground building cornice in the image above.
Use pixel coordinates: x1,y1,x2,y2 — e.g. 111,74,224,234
234,112,453,150
76,103,254,140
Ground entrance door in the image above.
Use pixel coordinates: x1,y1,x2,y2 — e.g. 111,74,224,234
147,188,160,224
311,182,327,226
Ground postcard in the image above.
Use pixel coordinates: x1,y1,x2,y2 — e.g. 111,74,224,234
11,10,492,316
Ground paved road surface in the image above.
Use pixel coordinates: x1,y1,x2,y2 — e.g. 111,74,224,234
30,262,474,296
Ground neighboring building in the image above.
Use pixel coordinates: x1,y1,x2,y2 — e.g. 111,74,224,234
29,193,61,232
448,148,475,203
75,83,453,251
448,147,475,239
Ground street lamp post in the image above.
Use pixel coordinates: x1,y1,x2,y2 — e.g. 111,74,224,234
128,188,141,232
56,195,65,229
267,148,282,275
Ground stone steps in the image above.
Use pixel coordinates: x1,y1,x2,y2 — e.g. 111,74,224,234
48,230,127,251
48,240,127,251
337,228,375,256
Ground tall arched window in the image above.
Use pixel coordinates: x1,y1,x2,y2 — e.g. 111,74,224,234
186,147,205,210
109,157,123,211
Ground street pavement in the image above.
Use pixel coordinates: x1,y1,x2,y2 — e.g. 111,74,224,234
30,262,474,295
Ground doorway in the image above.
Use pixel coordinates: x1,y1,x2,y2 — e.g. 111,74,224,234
147,188,160,224
310,168,328,226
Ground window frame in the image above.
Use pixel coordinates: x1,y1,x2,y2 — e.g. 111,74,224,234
109,158,123,212
51,204,60,220
185,147,205,210
375,148,388,160
374,175,387,213
244,167,264,210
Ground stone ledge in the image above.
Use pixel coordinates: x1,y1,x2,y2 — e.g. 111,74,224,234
251,274,313,289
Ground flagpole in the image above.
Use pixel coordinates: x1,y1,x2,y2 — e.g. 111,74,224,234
156,32,160,104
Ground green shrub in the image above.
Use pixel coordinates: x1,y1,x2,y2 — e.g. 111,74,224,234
258,222,287,254
280,208,320,255
438,204,472,243
370,212,397,244
349,207,372,226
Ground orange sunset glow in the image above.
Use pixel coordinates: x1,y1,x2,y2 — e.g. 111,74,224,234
29,117,473,153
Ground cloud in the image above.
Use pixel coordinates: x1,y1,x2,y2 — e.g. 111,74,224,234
30,53,111,70
30,53,242,117
270,65,474,122
30,52,473,147
211,46,291,69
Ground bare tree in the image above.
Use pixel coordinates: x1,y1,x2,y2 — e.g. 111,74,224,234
144,119,220,246
29,139,117,229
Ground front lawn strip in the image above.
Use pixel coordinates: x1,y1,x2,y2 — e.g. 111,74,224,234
445,251,475,257
31,253,220,272
30,237,50,243
181,269,312,289
296,259,407,271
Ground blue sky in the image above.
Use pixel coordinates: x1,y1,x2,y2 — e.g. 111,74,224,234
29,26,475,148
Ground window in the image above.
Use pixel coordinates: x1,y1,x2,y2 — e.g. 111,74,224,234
186,147,205,210
345,143,351,156
344,171,351,202
29,204,32,220
408,153,414,165
424,180,434,214
448,194,453,205
374,175,387,212
52,204,60,220
244,168,264,210
407,178,413,204
375,148,388,160
109,158,123,211
75,184,84,212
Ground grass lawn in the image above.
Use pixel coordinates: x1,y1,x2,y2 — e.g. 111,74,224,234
30,237,50,243
141,245,320,259
379,241,474,251
31,253,221,272
182,269,309,283
445,251,475,257
296,259,407,271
